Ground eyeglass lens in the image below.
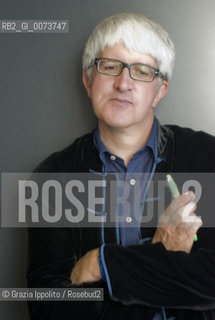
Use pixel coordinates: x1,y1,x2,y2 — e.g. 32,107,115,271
97,58,157,81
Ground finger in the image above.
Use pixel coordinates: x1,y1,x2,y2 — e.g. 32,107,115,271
188,214,202,229
178,191,195,206
179,212,202,230
71,274,81,285
181,201,197,220
165,191,195,217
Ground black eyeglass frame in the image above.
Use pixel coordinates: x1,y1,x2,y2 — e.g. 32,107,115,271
93,57,164,82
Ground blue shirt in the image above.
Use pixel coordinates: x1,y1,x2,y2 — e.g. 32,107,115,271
94,117,158,247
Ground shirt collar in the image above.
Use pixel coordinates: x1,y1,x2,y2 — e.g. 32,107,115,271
94,117,158,160
145,116,158,157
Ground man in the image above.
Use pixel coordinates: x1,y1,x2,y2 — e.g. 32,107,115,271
27,13,215,320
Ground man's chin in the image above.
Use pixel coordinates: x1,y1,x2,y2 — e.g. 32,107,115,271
99,119,135,130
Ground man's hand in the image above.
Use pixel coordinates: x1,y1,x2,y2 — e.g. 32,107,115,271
152,191,202,253
70,248,101,285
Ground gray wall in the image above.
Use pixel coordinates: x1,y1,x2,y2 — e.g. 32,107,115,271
1,0,215,319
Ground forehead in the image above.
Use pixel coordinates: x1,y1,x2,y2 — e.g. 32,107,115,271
99,42,157,67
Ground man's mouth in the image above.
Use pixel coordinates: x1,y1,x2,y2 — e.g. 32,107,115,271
111,98,132,105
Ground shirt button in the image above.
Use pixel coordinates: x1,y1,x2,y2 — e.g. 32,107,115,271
130,179,136,185
110,155,116,161
126,217,132,223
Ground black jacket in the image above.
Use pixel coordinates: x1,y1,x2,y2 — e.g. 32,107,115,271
27,123,215,320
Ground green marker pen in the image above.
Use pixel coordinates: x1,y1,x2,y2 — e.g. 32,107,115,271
166,174,198,242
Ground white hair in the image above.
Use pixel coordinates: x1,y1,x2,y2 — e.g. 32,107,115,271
82,12,175,82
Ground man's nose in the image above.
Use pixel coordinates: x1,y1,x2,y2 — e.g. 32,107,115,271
113,67,134,92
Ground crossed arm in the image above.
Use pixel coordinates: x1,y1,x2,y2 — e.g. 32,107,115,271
71,191,202,285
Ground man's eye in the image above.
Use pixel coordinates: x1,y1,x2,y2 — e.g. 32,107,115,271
133,65,150,76
138,68,149,75
104,64,117,70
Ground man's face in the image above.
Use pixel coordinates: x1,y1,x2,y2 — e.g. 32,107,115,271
83,42,168,131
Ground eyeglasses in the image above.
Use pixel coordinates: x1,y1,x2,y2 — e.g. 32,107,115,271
93,58,163,82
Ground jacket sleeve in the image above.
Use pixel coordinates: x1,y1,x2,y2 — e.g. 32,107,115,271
27,227,105,320
102,241,215,310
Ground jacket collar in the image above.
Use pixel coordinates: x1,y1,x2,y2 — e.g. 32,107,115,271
156,120,175,172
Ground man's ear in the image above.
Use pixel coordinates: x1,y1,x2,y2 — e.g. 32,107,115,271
82,70,92,98
152,80,169,108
